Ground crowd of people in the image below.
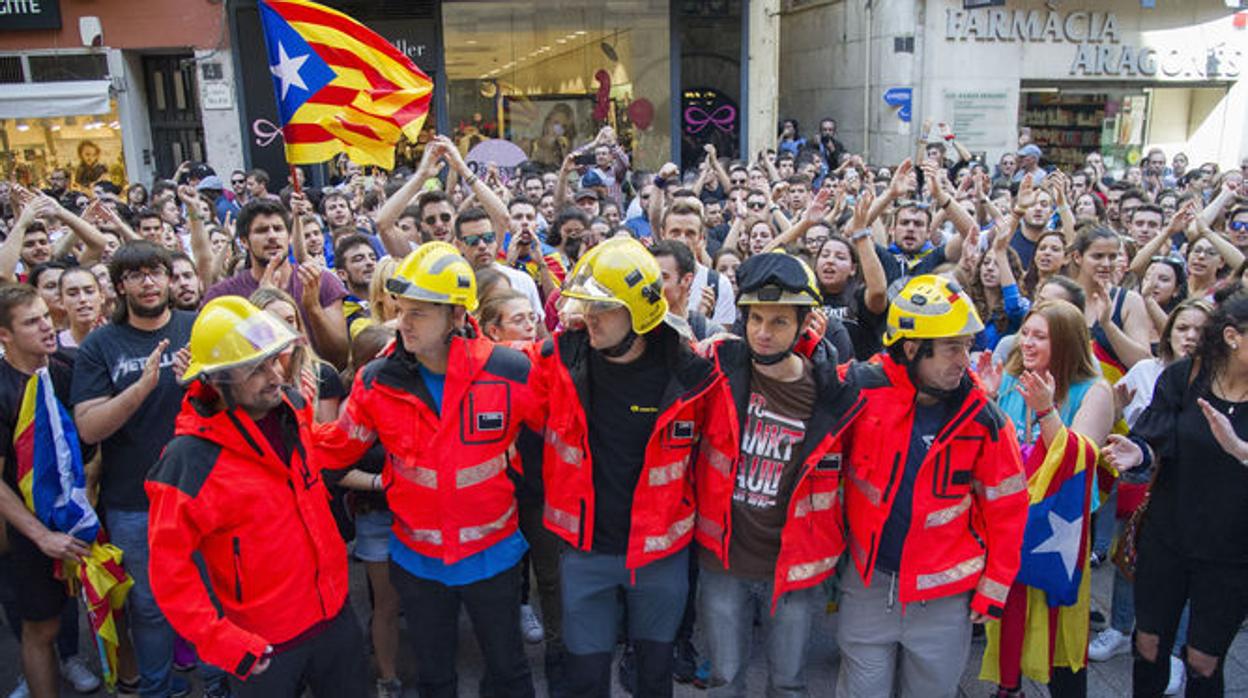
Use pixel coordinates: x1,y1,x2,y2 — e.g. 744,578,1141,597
0,115,1246,698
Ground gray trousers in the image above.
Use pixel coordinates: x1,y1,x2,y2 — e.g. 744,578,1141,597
835,565,971,698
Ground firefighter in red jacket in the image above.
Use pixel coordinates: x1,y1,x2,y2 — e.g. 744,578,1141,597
532,237,735,697
694,252,866,696
146,296,367,697
835,275,1029,698
315,241,541,698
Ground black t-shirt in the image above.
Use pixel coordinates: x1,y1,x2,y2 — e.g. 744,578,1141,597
0,353,80,493
1133,360,1248,563
316,361,347,401
586,338,669,555
70,311,195,511
822,284,886,361
875,399,954,574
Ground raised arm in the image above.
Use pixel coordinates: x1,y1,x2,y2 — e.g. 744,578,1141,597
378,142,443,258
440,135,510,237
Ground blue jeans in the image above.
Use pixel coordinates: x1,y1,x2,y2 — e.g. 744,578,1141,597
107,509,175,697
1092,488,1117,557
698,564,821,697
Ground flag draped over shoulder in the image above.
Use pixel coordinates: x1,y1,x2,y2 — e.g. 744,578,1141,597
15,367,132,688
980,426,1108,685
258,0,432,169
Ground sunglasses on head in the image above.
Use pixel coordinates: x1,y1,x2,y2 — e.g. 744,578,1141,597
461,231,497,246
424,212,453,225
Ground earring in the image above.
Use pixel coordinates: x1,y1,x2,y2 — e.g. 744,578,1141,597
1234,344,1240,350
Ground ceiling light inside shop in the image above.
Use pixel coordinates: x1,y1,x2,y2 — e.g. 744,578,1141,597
16,121,29,132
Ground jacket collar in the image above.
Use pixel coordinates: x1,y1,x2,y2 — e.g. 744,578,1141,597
558,323,718,416
374,328,490,416
177,381,309,478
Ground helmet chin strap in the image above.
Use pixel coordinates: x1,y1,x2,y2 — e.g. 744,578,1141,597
597,329,639,358
748,307,808,366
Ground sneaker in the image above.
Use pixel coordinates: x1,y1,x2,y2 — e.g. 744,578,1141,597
1089,609,1108,632
203,681,233,698
7,677,29,698
520,604,545,644
672,639,698,684
376,677,402,698
1165,655,1185,695
1088,628,1131,662
61,655,102,693
115,676,140,695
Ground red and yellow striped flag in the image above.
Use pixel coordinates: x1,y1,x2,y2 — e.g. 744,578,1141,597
259,0,432,168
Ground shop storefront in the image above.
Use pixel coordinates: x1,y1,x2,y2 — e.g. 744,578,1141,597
0,63,127,189
923,0,1247,173
1,0,244,188
230,0,749,186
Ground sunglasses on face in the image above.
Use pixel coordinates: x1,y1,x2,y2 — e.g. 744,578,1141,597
747,202,767,210
461,231,497,246
1230,221,1248,232
424,212,453,225
231,178,245,185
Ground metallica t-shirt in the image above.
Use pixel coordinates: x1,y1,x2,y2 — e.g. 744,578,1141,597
723,359,816,580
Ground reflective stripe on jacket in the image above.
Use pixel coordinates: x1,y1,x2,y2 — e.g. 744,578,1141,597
534,324,735,570
316,333,541,565
695,339,866,609
839,355,1028,619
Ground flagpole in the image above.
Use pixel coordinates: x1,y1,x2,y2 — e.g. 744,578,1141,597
289,164,302,195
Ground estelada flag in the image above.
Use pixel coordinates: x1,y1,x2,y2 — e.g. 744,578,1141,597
979,426,1106,686
15,367,133,688
258,0,432,169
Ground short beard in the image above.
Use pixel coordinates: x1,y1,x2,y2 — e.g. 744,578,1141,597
127,294,169,318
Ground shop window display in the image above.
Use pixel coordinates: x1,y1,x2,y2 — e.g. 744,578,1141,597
1,101,127,192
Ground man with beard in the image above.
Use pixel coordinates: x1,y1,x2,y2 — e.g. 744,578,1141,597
332,234,377,339
71,242,197,697
168,252,202,311
1008,184,1055,270
203,199,350,368
453,208,546,335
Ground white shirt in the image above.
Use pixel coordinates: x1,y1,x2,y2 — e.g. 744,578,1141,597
494,263,546,324
688,263,737,326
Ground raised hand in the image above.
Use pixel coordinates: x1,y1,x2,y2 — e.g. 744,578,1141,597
889,159,915,199
1016,369,1057,415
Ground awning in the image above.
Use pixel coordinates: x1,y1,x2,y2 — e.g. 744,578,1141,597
0,81,112,119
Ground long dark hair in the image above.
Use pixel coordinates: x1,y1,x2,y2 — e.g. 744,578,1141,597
1195,292,1248,385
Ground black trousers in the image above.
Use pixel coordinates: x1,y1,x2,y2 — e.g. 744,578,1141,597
390,560,535,698
231,606,368,698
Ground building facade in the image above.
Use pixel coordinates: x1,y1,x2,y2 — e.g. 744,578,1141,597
780,0,1247,172
0,0,244,188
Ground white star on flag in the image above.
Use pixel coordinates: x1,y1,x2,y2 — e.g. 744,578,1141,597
269,41,310,100
1032,509,1083,580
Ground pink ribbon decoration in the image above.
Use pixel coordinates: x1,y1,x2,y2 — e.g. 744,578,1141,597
684,105,736,134
253,119,284,147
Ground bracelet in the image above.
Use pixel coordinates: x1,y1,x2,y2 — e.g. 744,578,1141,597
944,134,956,141
851,228,872,242
1034,405,1056,421
372,473,382,491
464,174,480,187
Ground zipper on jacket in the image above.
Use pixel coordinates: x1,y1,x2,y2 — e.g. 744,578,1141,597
288,480,329,618
232,537,243,603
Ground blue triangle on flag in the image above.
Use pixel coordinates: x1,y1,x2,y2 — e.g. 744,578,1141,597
258,1,338,125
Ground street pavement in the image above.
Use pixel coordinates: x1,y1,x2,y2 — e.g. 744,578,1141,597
2,558,1245,697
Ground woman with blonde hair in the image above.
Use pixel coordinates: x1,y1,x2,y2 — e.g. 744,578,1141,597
367,256,400,326
249,286,345,423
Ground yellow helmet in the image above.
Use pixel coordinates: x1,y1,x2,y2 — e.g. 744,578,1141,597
882,275,984,347
386,241,478,312
562,237,667,334
182,296,299,384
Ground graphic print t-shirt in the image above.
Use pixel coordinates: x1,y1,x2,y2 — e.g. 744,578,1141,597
724,360,816,580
